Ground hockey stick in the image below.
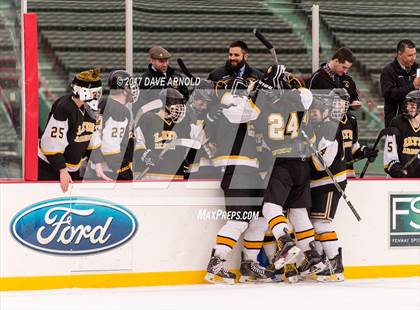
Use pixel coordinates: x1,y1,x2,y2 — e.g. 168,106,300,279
253,28,279,65
359,127,399,178
403,150,420,170
177,58,196,80
136,138,201,180
301,129,362,222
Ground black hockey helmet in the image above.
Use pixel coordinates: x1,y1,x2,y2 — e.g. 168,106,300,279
159,88,186,123
108,70,139,104
403,90,420,119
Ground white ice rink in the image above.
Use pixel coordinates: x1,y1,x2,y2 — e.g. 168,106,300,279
1,277,419,310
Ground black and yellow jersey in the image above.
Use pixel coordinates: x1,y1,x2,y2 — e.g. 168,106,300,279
90,97,133,175
207,95,260,169
338,112,364,176
253,90,312,161
133,112,193,179
38,94,100,172
310,120,347,189
384,115,420,177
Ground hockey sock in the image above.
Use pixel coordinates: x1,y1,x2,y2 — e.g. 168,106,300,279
242,217,268,262
262,231,276,264
214,220,248,259
288,208,315,252
262,202,288,240
313,219,339,259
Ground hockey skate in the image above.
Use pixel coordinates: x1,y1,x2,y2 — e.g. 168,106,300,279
239,253,274,283
266,264,283,282
317,248,344,282
297,241,327,277
273,229,301,270
204,250,236,285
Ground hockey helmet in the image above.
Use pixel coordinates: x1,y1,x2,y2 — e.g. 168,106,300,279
71,68,102,119
403,90,420,119
159,88,186,123
328,88,349,120
189,79,215,112
108,70,139,104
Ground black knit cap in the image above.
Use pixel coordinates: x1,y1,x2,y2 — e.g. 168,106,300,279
72,68,102,88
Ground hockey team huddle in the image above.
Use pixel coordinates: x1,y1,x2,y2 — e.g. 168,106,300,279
38,41,420,284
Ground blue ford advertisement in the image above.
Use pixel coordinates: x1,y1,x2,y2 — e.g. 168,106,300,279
10,197,138,255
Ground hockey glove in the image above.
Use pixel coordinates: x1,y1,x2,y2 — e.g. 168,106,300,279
388,162,408,178
362,146,379,163
141,149,160,167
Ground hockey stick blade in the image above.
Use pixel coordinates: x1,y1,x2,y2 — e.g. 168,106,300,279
253,28,278,65
177,58,196,79
253,28,273,49
360,127,399,178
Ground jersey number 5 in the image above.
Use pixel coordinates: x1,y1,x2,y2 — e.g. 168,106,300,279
268,112,299,140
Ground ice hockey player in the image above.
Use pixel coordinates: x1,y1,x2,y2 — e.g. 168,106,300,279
384,90,420,177
308,91,349,282
38,68,102,192
85,70,139,180
252,65,326,278
204,77,273,284
133,88,203,180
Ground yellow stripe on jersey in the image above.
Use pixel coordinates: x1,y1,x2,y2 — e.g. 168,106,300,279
103,150,122,156
39,146,64,155
65,158,84,168
311,156,323,171
295,228,315,241
248,98,261,114
243,240,263,249
144,173,184,180
216,235,237,249
268,215,287,231
87,144,100,150
117,163,132,174
318,231,338,242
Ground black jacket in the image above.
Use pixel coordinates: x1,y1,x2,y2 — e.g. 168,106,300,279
134,64,189,116
305,63,359,103
208,61,263,82
380,58,419,127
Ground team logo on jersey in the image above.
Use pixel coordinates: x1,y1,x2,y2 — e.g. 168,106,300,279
389,194,420,247
10,197,137,255
343,80,350,89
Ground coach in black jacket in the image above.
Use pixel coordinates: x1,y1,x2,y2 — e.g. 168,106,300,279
134,46,189,116
208,41,263,83
306,47,360,106
380,40,420,127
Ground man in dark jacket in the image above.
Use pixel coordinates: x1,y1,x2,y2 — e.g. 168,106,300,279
134,46,189,116
380,39,420,127
208,40,263,83
306,47,361,108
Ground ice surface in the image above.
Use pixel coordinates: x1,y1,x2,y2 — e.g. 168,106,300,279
1,277,419,310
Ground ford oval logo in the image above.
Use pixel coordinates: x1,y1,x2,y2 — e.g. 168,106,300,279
10,197,137,255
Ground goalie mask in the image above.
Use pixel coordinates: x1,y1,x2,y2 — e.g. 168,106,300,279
329,88,349,120
108,70,140,104
71,68,102,119
403,90,420,119
160,88,186,123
